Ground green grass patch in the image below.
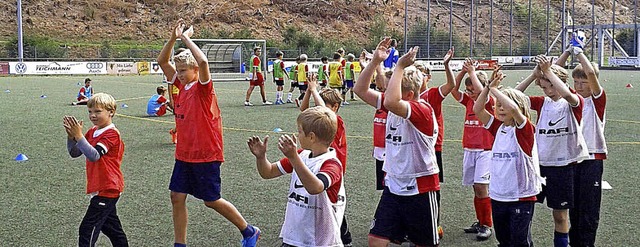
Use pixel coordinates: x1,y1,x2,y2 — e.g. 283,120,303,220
0,70,638,246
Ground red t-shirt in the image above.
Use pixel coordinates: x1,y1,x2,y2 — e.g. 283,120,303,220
460,94,495,150
172,79,224,163
156,95,168,116
279,153,343,203
332,116,347,172
85,125,125,197
419,87,445,151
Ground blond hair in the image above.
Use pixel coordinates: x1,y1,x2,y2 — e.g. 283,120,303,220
464,71,489,87
500,87,531,120
572,62,600,79
319,88,343,108
414,61,431,76
173,49,197,68
297,106,337,146
537,64,569,86
87,93,117,114
401,66,423,98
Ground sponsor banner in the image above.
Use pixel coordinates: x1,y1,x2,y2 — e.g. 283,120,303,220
493,56,523,65
476,60,498,70
608,57,640,66
9,61,107,75
0,62,8,75
150,62,164,74
107,62,138,75
419,60,464,71
137,62,150,75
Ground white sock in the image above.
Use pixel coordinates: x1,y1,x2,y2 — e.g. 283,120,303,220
287,92,292,100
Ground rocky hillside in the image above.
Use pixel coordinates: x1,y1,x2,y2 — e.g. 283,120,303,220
0,0,635,57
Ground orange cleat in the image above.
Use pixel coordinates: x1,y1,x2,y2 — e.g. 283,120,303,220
169,129,177,144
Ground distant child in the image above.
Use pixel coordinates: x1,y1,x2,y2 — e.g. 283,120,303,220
72,78,94,106
473,72,542,247
557,40,608,247
299,74,352,246
273,51,289,105
245,47,272,106
63,93,128,246
318,56,329,89
383,39,399,70
286,56,300,103
354,38,392,191
157,19,260,247
342,54,356,105
516,55,589,247
168,79,180,144
247,106,346,247
450,59,496,240
328,53,344,91
147,86,172,117
368,46,441,247
295,54,310,106
416,48,456,239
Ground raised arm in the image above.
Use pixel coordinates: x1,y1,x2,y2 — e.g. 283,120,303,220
576,52,602,96
300,74,325,111
440,47,456,96
538,55,579,105
451,68,467,101
384,46,419,118
278,135,326,194
180,26,210,83
473,84,493,125
555,48,571,67
465,59,484,94
157,20,183,81
490,73,528,126
354,38,390,107
247,136,283,179
515,64,540,92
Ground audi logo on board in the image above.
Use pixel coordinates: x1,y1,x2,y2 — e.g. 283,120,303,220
86,63,104,69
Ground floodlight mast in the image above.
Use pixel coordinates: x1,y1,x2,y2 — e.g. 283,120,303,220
17,0,24,62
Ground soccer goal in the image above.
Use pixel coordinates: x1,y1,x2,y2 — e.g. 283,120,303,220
189,39,267,81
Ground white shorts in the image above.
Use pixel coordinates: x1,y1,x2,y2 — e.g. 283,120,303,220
462,149,491,186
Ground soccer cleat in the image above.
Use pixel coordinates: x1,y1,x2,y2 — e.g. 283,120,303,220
476,225,492,241
294,98,300,108
464,222,480,233
241,226,261,247
286,99,293,104
438,225,444,240
169,129,177,144
244,101,254,106
275,100,283,105
263,100,273,105
341,101,350,106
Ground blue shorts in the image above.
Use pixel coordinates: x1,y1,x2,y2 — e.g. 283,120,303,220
344,80,354,88
537,164,575,209
369,187,439,246
169,159,222,202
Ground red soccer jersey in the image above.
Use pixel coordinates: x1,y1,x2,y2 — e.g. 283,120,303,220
332,116,347,172
157,95,168,116
279,153,343,203
252,56,261,73
460,94,495,150
172,78,224,163
419,87,446,151
84,125,125,197
373,101,388,149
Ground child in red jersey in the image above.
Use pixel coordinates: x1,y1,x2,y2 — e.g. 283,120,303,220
157,19,259,247
64,93,128,247
247,107,345,247
450,59,497,240
299,73,352,245
474,72,542,247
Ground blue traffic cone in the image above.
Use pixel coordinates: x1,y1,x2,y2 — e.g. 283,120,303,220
15,153,28,161
273,128,283,133
40,95,47,99
121,103,128,108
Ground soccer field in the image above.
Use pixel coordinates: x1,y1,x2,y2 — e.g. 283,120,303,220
0,70,639,246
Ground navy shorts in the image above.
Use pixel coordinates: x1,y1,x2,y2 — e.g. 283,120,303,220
537,164,575,209
290,81,298,88
369,187,439,246
169,159,222,202
275,79,285,86
298,84,308,92
344,80,354,88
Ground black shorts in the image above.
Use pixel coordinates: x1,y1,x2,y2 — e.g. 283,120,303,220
298,84,308,92
375,159,384,191
369,188,440,246
275,79,284,86
537,164,575,209
436,151,444,183
290,81,298,88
